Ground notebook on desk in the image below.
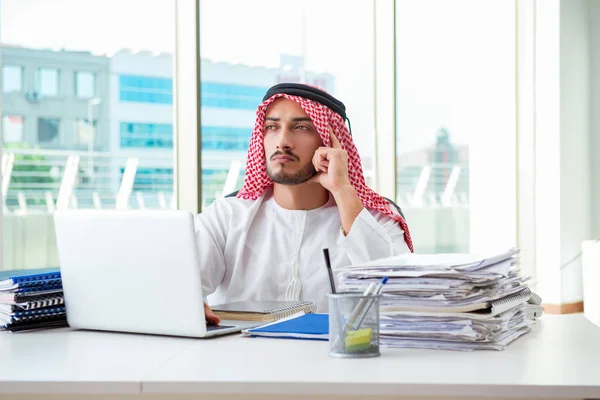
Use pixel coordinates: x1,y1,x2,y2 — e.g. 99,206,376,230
0,268,61,290
381,288,532,319
242,313,328,340
211,301,317,322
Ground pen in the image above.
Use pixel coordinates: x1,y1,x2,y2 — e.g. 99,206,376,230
324,248,345,351
352,276,388,330
344,281,377,333
332,280,377,351
323,248,336,294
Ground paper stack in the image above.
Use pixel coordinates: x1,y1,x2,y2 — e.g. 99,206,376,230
336,248,536,351
0,268,68,332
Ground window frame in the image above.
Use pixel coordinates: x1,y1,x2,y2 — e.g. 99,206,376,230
174,0,202,214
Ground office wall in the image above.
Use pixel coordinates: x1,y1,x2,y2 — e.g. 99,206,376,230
558,0,592,304
534,0,593,306
589,0,600,241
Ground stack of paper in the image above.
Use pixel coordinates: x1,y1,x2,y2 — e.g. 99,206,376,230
337,248,535,351
0,268,68,332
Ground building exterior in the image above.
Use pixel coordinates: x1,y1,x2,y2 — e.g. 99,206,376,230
109,50,336,207
2,45,336,209
1,45,110,151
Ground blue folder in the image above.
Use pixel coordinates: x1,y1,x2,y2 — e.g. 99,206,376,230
244,313,329,340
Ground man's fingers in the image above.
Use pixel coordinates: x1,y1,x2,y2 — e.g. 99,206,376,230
204,303,221,325
312,151,322,171
329,126,342,149
312,149,332,173
307,172,322,184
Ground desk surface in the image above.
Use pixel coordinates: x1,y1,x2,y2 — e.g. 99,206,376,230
1,314,600,399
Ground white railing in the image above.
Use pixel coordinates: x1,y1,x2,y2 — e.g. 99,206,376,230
2,149,250,213
396,162,469,208
2,149,469,214
2,149,470,269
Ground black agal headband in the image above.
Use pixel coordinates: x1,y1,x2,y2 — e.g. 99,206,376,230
263,83,352,135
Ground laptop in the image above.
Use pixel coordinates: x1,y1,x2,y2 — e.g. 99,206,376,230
53,209,257,338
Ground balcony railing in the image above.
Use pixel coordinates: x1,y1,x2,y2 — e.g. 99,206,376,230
2,149,469,214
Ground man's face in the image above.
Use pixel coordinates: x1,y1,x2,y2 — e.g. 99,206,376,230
263,98,323,185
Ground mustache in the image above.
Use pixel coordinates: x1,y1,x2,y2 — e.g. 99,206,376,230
270,150,300,161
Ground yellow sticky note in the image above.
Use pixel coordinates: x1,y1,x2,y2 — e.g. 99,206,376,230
345,328,372,351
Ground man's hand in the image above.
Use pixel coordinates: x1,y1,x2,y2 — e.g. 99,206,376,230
204,302,221,325
309,126,363,235
308,126,352,194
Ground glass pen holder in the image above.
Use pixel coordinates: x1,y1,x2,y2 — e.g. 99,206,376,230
327,292,381,358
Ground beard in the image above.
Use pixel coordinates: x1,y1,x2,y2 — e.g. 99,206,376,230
267,158,318,185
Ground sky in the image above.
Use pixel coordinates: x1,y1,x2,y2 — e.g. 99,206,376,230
0,0,516,158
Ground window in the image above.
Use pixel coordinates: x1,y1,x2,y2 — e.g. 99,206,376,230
2,115,24,143
202,82,269,110
202,126,250,151
2,65,22,93
35,68,59,96
1,0,178,271
120,122,173,148
199,0,376,207
37,118,60,142
120,167,174,192
75,71,96,98
119,75,173,104
395,0,516,253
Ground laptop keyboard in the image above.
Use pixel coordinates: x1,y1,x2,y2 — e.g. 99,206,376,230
206,324,235,331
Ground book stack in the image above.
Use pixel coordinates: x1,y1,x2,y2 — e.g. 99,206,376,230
337,248,537,351
0,268,68,332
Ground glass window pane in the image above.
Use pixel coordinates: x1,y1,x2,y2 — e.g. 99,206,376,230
75,71,95,98
1,0,176,271
199,0,375,207
37,118,60,142
395,0,516,253
35,68,59,96
2,65,22,92
2,115,24,142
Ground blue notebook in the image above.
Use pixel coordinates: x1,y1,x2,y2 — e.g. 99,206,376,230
242,313,329,340
0,268,61,290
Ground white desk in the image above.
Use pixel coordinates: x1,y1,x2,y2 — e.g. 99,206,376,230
1,314,599,400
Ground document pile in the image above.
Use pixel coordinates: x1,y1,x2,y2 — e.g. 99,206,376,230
337,248,535,351
0,268,68,332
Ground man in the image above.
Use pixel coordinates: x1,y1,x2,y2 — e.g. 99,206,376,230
196,83,413,324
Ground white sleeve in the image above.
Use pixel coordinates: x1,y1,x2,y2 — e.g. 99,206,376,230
336,208,410,265
194,200,230,298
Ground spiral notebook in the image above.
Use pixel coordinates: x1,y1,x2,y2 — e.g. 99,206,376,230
0,280,63,293
212,300,317,322
0,268,61,290
0,289,64,304
0,295,64,313
2,312,68,332
382,288,532,319
1,306,67,327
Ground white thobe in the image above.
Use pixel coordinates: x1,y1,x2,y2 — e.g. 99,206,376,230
195,188,410,312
